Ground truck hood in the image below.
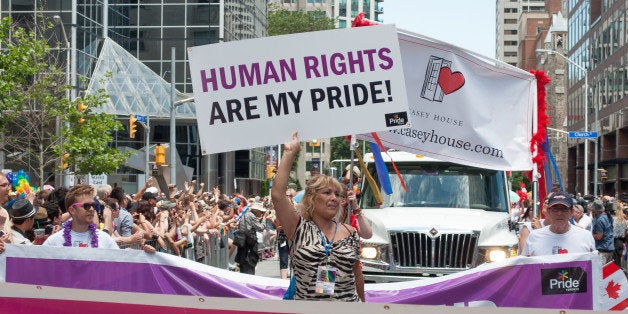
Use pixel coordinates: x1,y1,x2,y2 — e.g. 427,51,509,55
363,207,516,246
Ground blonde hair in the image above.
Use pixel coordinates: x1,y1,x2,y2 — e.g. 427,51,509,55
614,203,626,223
300,175,343,221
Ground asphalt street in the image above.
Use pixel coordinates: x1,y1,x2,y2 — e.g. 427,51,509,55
253,253,283,279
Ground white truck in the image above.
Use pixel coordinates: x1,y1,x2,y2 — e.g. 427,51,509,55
358,151,518,282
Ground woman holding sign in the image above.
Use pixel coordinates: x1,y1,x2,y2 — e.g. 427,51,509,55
272,132,361,302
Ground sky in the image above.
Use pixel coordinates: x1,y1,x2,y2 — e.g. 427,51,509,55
381,0,496,58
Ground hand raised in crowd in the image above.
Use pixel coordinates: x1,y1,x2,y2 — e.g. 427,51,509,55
531,216,542,230
347,190,359,211
212,186,220,197
145,176,154,188
283,131,300,155
25,191,36,203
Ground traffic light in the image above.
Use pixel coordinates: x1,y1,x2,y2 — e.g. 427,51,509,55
266,165,276,179
129,114,138,139
599,168,608,182
155,144,166,166
309,139,320,146
61,153,70,170
77,103,88,124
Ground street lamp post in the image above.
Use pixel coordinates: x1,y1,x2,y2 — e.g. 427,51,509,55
170,47,176,185
53,15,71,188
536,48,592,196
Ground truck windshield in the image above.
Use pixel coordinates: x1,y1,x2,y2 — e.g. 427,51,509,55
361,162,509,212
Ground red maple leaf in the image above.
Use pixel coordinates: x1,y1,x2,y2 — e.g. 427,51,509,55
606,280,622,299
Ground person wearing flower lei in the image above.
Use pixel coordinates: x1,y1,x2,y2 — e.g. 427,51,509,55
43,185,119,249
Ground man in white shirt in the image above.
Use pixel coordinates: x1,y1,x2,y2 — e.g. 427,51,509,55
523,191,595,256
43,185,119,249
572,204,592,231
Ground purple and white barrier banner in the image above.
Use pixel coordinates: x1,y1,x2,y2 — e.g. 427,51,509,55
0,245,625,311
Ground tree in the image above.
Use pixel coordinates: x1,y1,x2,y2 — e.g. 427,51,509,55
267,4,336,36
55,81,131,176
0,17,50,131
0,16,131,185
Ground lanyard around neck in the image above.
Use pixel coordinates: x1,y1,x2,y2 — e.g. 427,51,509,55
318,222,338,256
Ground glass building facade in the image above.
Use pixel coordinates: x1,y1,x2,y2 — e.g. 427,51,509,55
0,1,268,195
566,0,628,196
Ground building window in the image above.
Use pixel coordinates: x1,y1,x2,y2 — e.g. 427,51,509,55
504,19,517,24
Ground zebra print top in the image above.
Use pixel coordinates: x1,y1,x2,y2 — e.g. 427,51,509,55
290,217,360,301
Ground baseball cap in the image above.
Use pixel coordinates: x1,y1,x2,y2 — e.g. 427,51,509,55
547,191,573,209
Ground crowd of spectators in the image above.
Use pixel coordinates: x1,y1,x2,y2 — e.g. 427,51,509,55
0,172,280,271
511,185,628,270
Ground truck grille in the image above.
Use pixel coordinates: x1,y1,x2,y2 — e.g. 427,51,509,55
390,231,479,269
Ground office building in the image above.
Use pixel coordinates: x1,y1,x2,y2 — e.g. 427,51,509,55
563,0,627,196
496,0,553,65
0,1,268,195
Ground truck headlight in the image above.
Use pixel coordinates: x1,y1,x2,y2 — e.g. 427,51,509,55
487,249,507,262
362,247,378,259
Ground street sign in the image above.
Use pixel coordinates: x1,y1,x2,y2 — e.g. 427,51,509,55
568,131,598,138
135,115,147,123
87,173,107,186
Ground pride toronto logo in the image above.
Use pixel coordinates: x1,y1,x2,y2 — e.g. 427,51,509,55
385,112,408,127
541,267,587,295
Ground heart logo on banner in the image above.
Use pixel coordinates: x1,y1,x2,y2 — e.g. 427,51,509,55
438,67,465,94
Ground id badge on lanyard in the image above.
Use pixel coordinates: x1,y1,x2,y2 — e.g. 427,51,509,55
315,223,338,296
315,264,337,295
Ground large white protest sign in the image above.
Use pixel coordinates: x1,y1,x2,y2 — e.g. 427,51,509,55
359,30,535,171
188,25,409,154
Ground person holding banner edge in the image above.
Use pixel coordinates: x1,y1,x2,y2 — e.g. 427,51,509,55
272,132,362,302
522,191,595,256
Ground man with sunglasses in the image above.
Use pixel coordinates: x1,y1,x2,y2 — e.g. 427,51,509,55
43,185,118,249
522,191,595,256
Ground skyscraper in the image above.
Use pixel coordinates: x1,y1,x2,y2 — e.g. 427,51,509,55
495,0,549,65
564,0,627,196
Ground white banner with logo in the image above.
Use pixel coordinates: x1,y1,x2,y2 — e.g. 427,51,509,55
188,25,409,154
359,30,535,171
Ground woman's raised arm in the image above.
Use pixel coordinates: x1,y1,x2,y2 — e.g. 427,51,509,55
271,132,301,239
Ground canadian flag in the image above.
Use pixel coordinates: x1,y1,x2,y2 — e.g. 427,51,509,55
601,262,628,310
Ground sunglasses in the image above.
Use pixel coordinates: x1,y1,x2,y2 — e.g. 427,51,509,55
549,206,571,213
71,202,97,210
